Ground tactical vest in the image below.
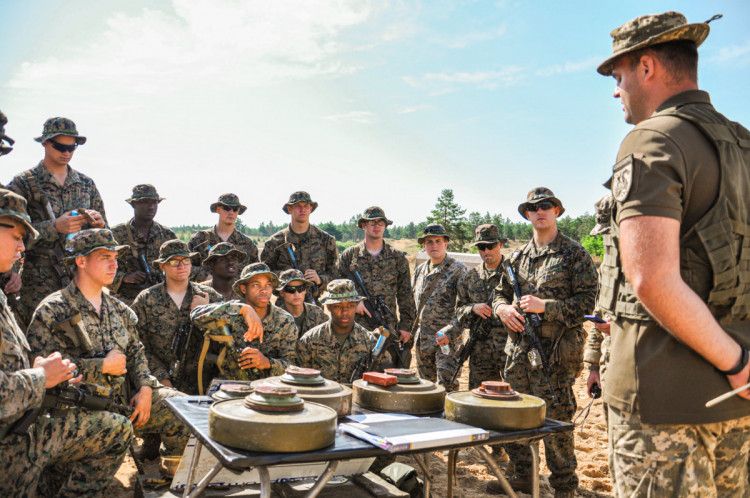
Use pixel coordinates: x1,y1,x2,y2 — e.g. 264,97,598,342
600,103,750,325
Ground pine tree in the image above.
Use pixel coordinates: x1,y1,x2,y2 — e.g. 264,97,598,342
427,189,471,252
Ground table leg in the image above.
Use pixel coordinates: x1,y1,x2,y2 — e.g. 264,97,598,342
186,461,223,498
258,466,271,498
475,445,517,498
411,453,432,498
183,439,203,498
305,460,339,497
530,441,540,498
447,450,457,498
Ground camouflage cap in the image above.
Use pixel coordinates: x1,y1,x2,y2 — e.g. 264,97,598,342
518,187,565,218
319,279,364,305
598,11,713,76
357,206,393,227
417,223,450,245
0,188,38,240
590,194,614,236
283,191,318,214
0,110,14,156
34,117,87,144
233,262,280,297
202,242,247,266
125,184,165,205
470,224,508,246
153,239,200,264
210,193,247,215
64,229,128,260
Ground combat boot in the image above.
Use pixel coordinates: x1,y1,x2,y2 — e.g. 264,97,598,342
485,475,533,495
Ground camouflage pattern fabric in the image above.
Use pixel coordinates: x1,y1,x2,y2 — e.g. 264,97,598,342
277,300,328,337
8,162,108,325
260,224,339,295
26,282,189,456
338,241,416,332
188,227,259,282
492,231,597,492
34,117,87,144
131,282,222,393
109,219,177,304
191,301,298,381
0,289,133,496
412,256,467,389
296,321,377,383
609,406,750,497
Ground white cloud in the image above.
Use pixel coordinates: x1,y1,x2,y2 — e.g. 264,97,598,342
434,26,507,49
324,111,375,124
410,66,525,90
395,105,431,114
534,56,602,77
710,40,750,64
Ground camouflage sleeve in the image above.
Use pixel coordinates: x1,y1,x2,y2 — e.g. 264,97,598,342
109,226,129,293
336,248,352,280
130,293,169,382
190,301,238,328
121,306,159,389
260,236,280,271
7,175,58,243
319,234,339,289
295,332,313,368
454,272,475,327
89,183,108,228
542,246,598,327
395,253,416,331
492,268,515,313
309,305,328,329
165,227,178,240
584,327,603,364
245,239,259,264
0,366,47,426
266,313,298,375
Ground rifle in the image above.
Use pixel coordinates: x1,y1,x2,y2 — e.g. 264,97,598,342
280,242,318,304
169,321,193,391
347,267,407,369
11,382,134,435
448,291,496,386
349,326,399,383
138,252,163,286
506,265,558,405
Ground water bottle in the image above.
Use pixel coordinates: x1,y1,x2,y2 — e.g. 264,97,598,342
437,331,450,355
66,210,79,240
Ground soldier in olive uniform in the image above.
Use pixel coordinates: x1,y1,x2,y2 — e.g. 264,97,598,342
598,12,750,496
296,279,378,383
110,184,177,305
491,188,597,497
261,191,338,300
0,190,133,495
8,117,107,327
338,206,415,345
131,240,222,395
191,262,297,383
411,223,467,389
188,193,259,282
201,242,245,301
26,229,190,468
275,269,328,337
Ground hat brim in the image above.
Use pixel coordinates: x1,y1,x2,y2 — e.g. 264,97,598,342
126,196,165,205
518,198,565,219
283,200,319,214
597,22,709,76
0,213,39,241
233,271,280,297
64,244,129,261
153,251,201,264
35,133,87,145
320,295,365,305
470,238,508,247
202,248,247,266
210,202,247,215
417,234,450,245
358,217,393,227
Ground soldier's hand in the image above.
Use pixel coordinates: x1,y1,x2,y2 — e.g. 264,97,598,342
586,369,601,398
496,304,526,333
355,301,371,317
34,352,80,388
399,330,410,343
102,349,127,376
85,209,105,229
55,210,86,235
239,347,271,370
129,386,153,429
123,271,148,284
727,357,750,401
519,294,545,314
594,319,611,335
472,303,492,319
436,330,450,347
2,271,21,293
191,291,209,310
303,269,321,285
240,304,263,343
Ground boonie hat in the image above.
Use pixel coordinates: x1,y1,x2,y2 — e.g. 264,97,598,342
518,187,565,218
590,195,614,236
154,239,200,264
597,11,715,76
64,229,128,260
470,224,508,247
358,206,393,227
417,223,450,245
274,269,312,295
283,191,318,214
233,262,280,297
35,117,87,144
202,242,247,266
319,279,364,305
0,188,38,240
0,111,14,156
210,193,247,215
126,184,165,205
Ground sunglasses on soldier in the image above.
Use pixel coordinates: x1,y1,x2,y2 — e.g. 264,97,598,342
48,140,78,153
283,284,306,294
526,201,556,212
475,242,499,252
220,205,240,213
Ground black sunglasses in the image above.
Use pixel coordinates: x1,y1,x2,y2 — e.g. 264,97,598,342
526,201,556,212
220,205,240,213
48,140,78,153
476,242,499,251
283,284,306,294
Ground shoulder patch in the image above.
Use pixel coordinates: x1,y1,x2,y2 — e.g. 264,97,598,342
611,155,635,202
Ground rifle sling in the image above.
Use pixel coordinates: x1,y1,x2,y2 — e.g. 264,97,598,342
198,333,234,395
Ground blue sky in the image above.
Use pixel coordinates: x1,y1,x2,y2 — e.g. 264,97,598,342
1,0,748,229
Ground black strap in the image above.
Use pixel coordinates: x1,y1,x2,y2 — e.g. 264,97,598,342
717,346,749,376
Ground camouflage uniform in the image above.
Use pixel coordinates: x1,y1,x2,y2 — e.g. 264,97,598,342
0,191,132,497
412,225,467,388
131,282,222,394
297,321,376,383
492,190,597,493
277,300,328,337
26,231,189,457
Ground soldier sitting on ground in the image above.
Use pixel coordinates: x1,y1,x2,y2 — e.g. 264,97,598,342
274,269,328,337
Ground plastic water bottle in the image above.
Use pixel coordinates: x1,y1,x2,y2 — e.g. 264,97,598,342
437,331,450,355
66,210,78,240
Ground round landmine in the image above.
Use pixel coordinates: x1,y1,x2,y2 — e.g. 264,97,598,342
251,367,353,417
209,386,337,452
211,382,254,402
445,381,546,430
353,369,445,415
